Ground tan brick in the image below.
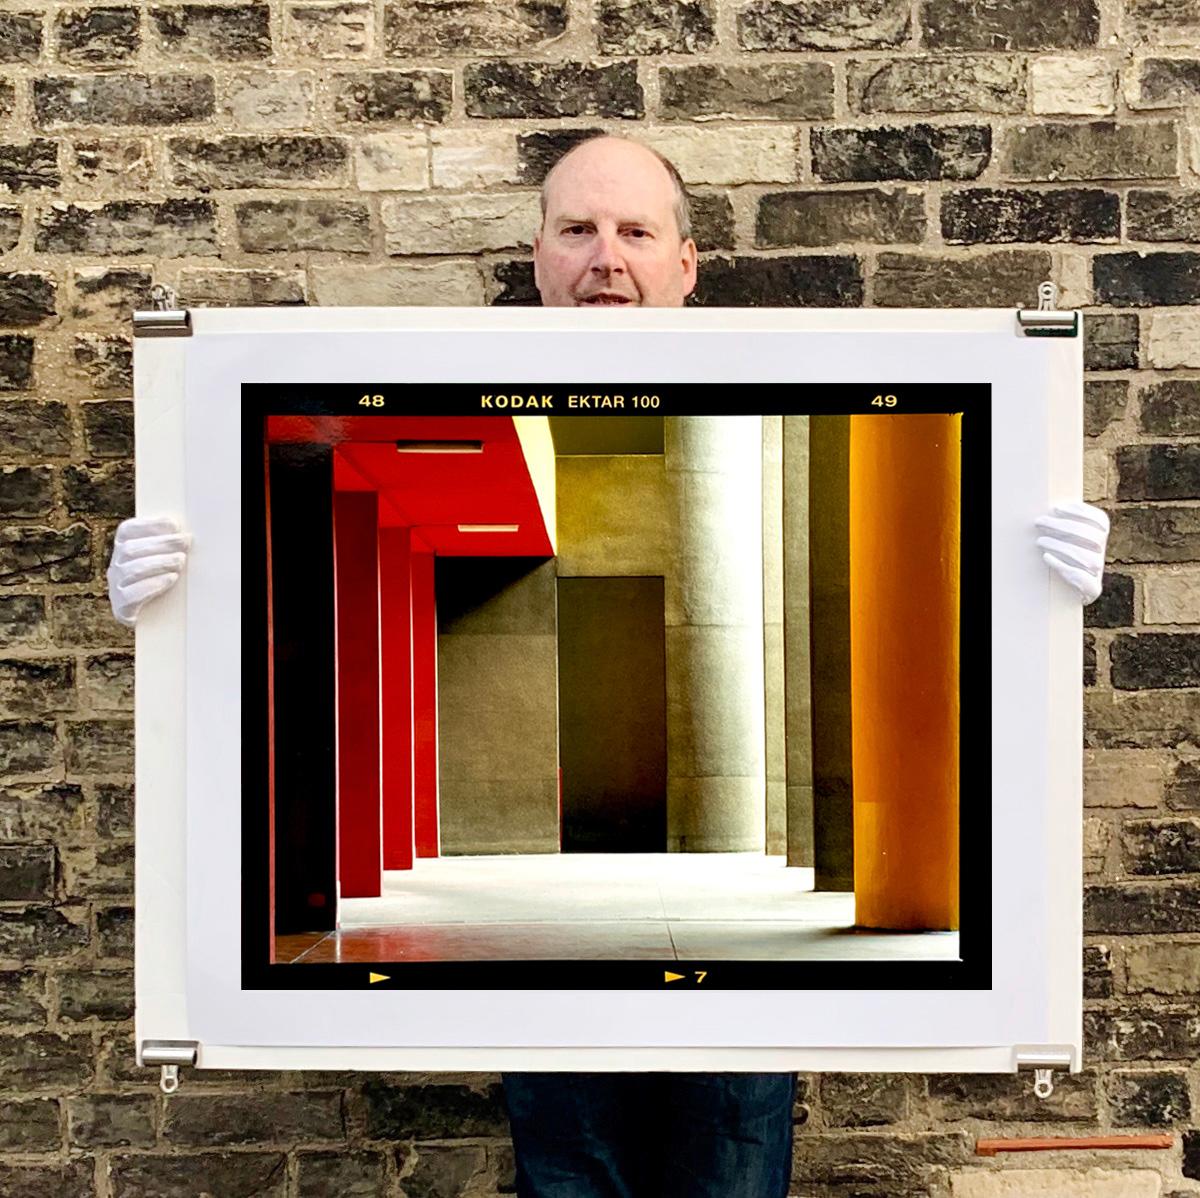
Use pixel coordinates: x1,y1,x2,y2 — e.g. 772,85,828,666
311,261,484,306
1084,748,1169,808
381,192,539,254
354,131,427,191
1149,312,1200,368
1084,445,1109,502
641,127,796,185
1142,567,1200,625
1126,940,1200,994
222,70,315,128
1031,57,1117,115
1084,816,1110,874
951,1168,1161,1198
432,129,520,190
284,2,373,58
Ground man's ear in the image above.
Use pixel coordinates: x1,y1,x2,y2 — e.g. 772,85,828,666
681,237,698,298
532,231,542,294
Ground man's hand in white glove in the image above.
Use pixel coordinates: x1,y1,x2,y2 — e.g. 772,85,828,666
1035,501,1109,605
107,517,191,628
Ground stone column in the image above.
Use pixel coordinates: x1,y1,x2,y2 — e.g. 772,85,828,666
665,416,766,852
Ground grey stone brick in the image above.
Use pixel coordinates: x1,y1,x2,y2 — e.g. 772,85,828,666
71,269,154,323
1085,882,1200,934
1127,0,1200,41
110,1153,288,1197
164,1091,347,1145
296,1150,388,1197
0,595,46,647
0,12,44,63
1083,313,1138,371
1087,1008,1200,1060
236,198,371,253
1084,631,1097,687
58,969,134,1021
36,199,218,256
660,63,833,120
0,906,88,959
0,336,34,390
62,841,133,900
178,268,306,306
1141,379,1200,433
363,1081,508,1138
0,720,60,776
34,72,216,126
63,461,134,517
689,193,735,252
757,189,925,247
1189,1130,1200,1181
1108,1071,1190,1126
942,187,1119,243
96,904,132,958
1084,943,1112,997
0,1032,92,1087
598,0,715,54
465,61,643,120
490,260,538,306
81,653,133,710
820,1073,907,1126
0,657,73,713
1167,761,1200,812
0,525,90,585
1117,445,1200,501
0,83,14,125
1130,191,1200,241
64,718,133,774
1138,58,1200,105
150,3,271,59
169,135,350,188
0,207,19,253
1111,632,1200,689
67,1093,153,1147
0,141,61,193
738,0,908,50
0,466,53,517
1123,818,1200,876
812,124,990,182
96,782,132,837
691,254,863,306
0,968,48,1021
0,1098,59,1150
1004,121,1178,181
789,1131,972,1191
51,594,132,647
1085,572,1134,629
72,334,133,393
0,1162,92,1198
925,1072,1098,1121
56,7,140,64
1096,252,1200,307
850,55,1025,114
70,139,154,188
0,272,56,327
921,0,1099,48
515,128,604,184
873,250,1051,307
0,782,86,840
384,0,567,54
287,3,374,58
1085,379,1128,437
332,70,451,123
80,403,132,461
0,844,56,902
401,1144,490,1196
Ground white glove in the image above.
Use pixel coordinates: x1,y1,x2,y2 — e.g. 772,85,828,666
107,516,191,628
1035,501,1109,605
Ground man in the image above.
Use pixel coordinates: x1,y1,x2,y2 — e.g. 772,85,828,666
109,134,1109,1196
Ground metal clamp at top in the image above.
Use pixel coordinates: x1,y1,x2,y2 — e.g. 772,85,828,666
1015,1047,1074,1099
141,1040,198,1093
133,283,191,337
1017,281,1078,338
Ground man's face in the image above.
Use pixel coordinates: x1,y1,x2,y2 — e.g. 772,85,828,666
533,138,698,309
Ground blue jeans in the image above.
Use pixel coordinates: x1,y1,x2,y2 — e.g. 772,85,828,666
501,1072,796,1198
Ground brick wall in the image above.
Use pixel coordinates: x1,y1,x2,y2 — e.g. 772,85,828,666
0,0,1198,1193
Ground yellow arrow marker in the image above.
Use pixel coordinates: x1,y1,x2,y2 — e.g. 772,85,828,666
664,971,685,983
369,972,390,984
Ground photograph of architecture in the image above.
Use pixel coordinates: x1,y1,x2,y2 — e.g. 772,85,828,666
259,406,964,967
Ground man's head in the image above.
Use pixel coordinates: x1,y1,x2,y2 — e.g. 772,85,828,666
533,135,698,309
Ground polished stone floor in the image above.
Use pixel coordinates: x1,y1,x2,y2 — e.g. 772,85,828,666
275,853,960,964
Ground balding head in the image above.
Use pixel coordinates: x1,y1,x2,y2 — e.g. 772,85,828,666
532,135,698,308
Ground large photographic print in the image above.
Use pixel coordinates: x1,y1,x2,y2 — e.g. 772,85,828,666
242,384,990,991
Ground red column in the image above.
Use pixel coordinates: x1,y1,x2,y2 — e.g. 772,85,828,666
334,491,382,898
411,540,440,857
379,526,414,871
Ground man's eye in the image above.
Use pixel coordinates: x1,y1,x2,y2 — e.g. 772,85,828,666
626,228,650,238
564,225,588,235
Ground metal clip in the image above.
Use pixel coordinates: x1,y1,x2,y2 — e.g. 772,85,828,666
1017,279,1078,338
134,284,191,337
141,1040,198,1093
161,1064,180,1094
1015,1047,1073,1100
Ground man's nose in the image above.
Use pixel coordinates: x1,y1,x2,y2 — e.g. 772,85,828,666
589,230,625,274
